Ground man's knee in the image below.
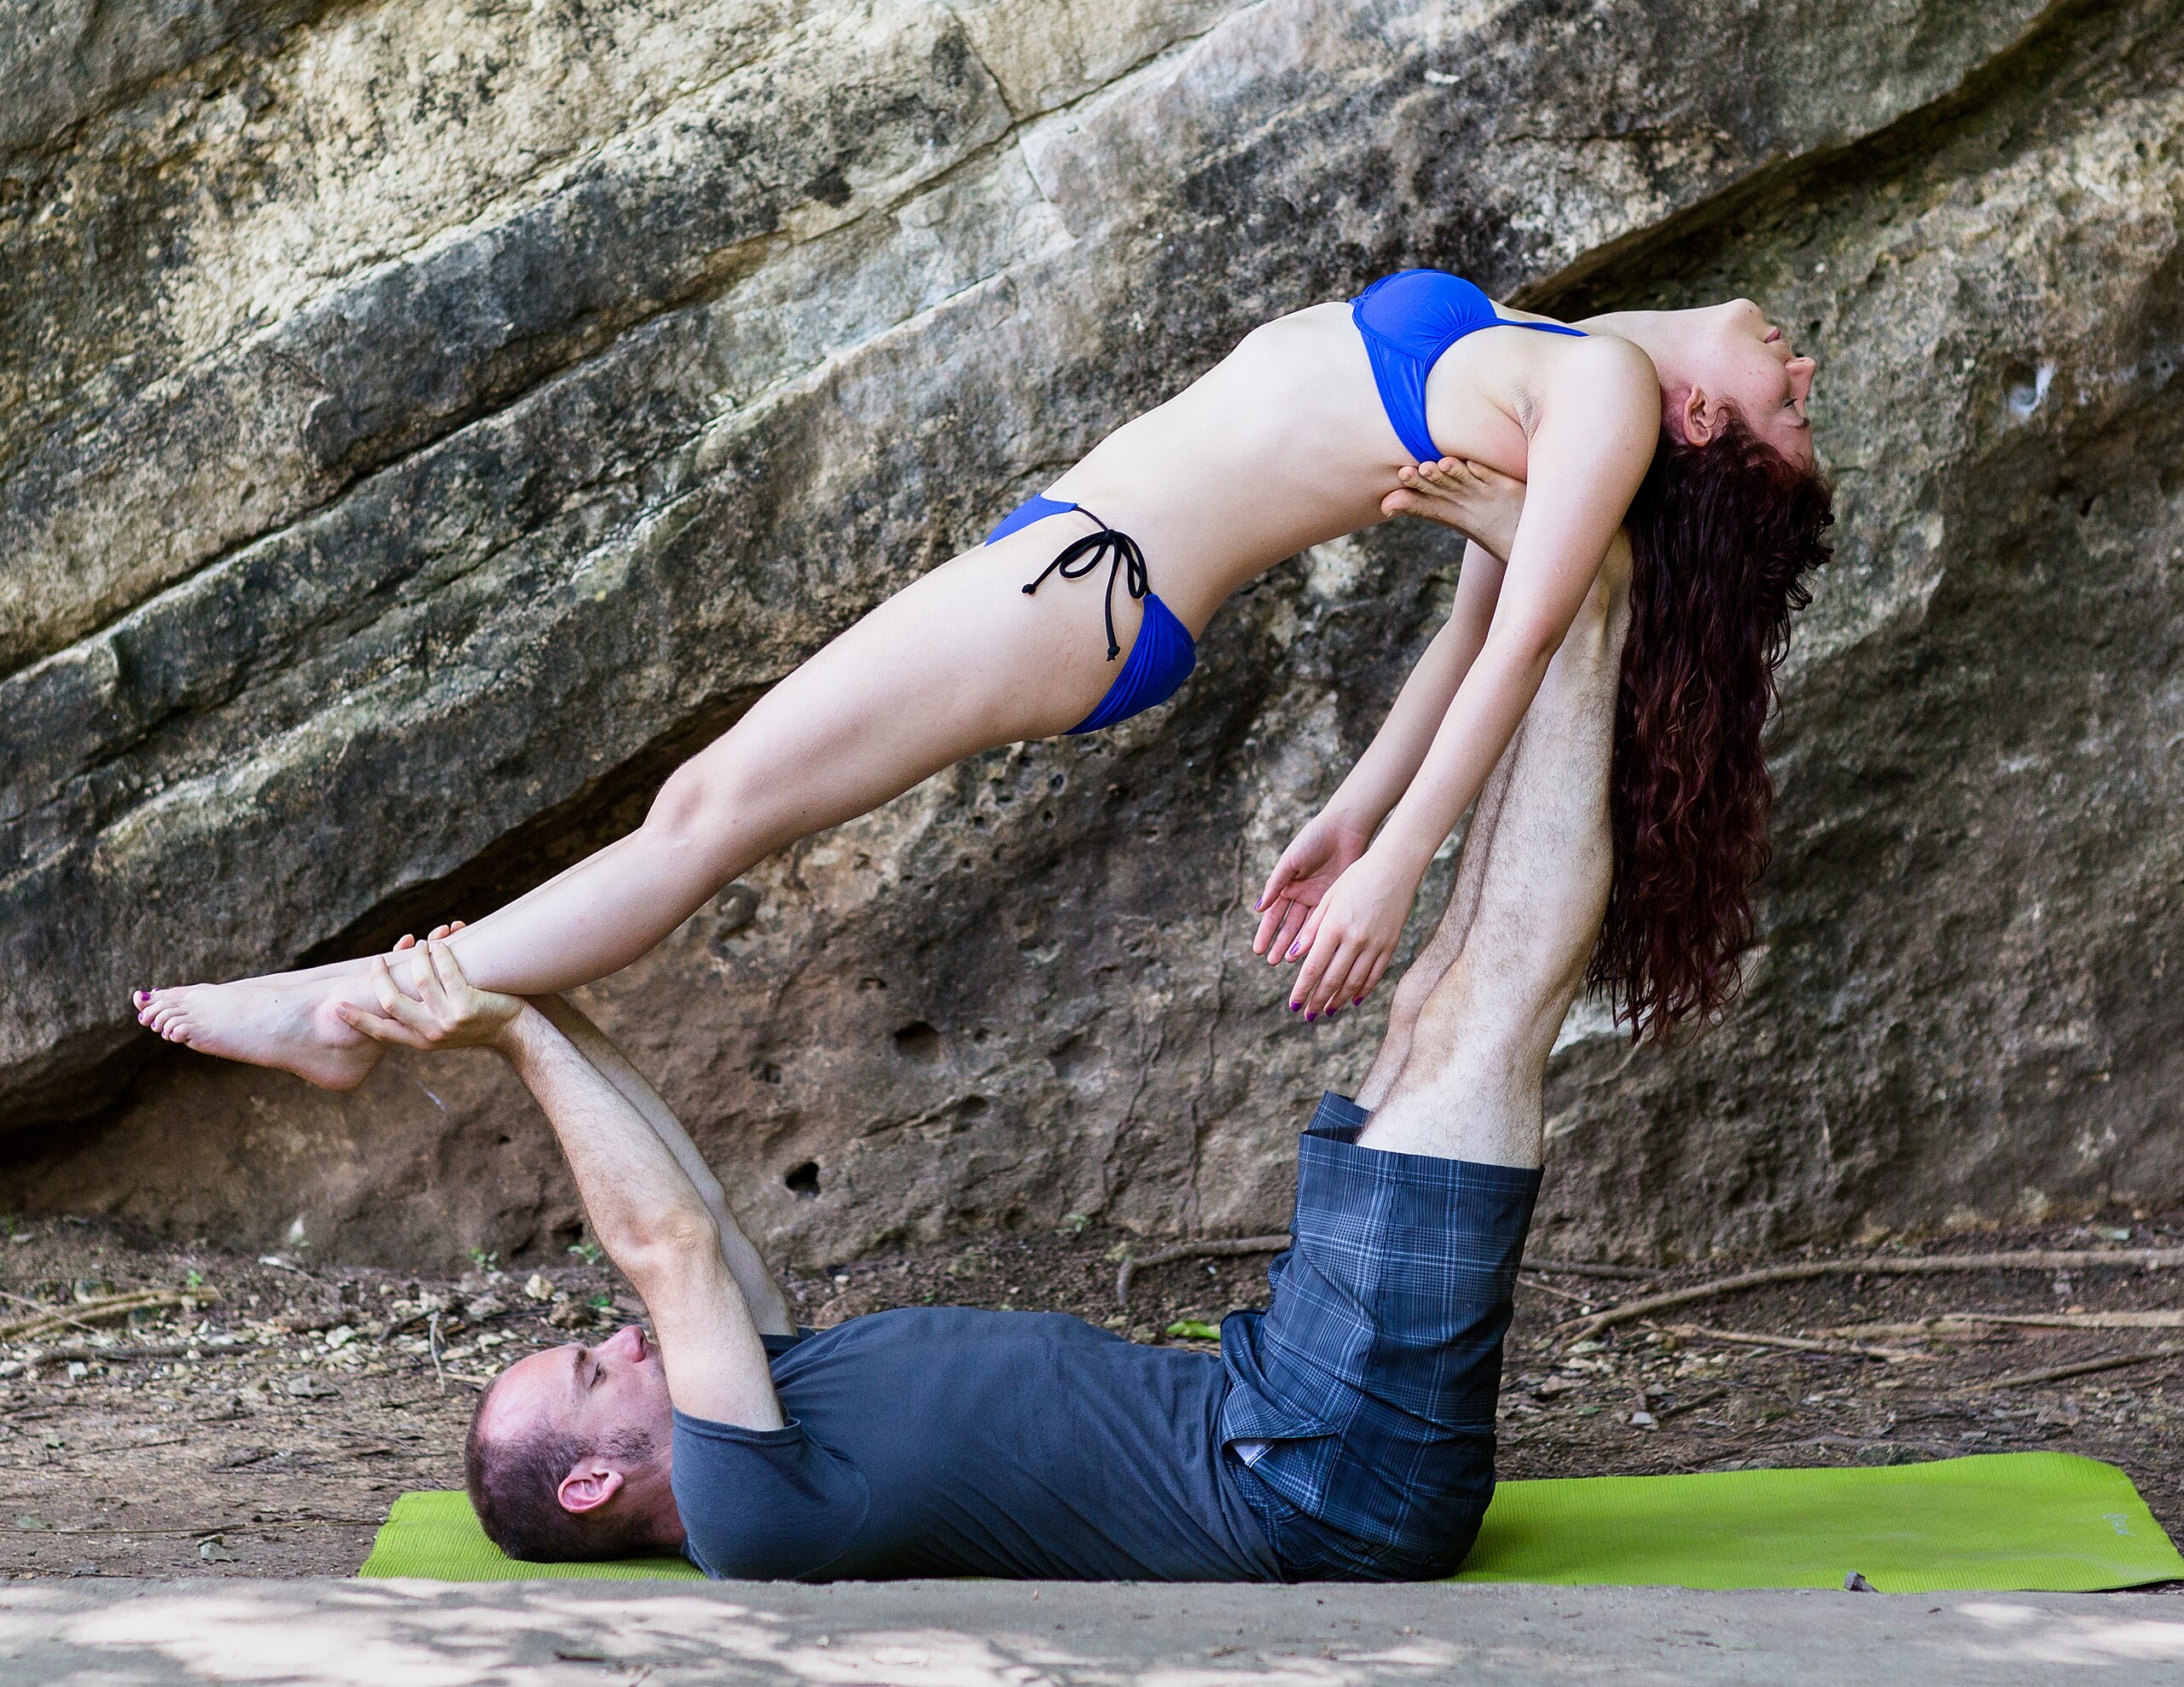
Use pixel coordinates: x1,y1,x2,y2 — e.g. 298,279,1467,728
1411,948,1587,1074
1384,956,1440,1038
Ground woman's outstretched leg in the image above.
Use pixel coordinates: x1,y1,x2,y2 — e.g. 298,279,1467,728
134,528,1149,1088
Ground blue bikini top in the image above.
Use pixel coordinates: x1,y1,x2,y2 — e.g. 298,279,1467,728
1352,270,1586,464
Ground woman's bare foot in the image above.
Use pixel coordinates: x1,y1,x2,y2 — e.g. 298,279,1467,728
130,923,466,1091
132,975,381,1090
1381,456,1528,559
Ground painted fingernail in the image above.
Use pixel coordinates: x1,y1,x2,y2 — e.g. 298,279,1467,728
1288,1002,1300,1013
1304,1012,1316,1023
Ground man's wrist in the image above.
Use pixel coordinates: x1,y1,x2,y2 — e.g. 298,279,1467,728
494,1001,556,1064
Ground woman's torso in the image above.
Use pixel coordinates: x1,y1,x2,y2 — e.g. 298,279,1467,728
1042,287,1603,629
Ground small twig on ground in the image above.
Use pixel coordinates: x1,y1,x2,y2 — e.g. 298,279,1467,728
50,1436,189,1458
0,1288,212,1345
1651,1386,1733,1422
12,1337,229,1365
428,1310,445,1391
1117,1236,1289,1307
1940,1309,2184,1331
1660,1322,1925,1362
1971,1343,2184,1393
8,1518,380,1537
1518,1276,1599,1307
1562,1248,2184,1343
1522,1261,1659,1280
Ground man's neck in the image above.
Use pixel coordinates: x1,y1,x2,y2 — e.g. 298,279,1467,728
620,1458,688,1551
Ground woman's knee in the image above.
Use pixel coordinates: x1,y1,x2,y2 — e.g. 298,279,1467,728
642,750,770,863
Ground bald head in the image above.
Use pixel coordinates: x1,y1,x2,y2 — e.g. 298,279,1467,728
465,1325,678,1561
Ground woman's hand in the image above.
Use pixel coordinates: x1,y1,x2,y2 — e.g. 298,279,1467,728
335,934,527,1052
1253,814,1372,970
1283,848,1422,1018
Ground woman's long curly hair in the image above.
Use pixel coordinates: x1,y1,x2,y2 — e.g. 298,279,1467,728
1589,409,1834,1041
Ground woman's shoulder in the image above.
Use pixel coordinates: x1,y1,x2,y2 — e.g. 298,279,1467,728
1542,332,1659,413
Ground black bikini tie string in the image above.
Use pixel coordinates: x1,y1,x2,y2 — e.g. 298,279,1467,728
1019,507,1148,662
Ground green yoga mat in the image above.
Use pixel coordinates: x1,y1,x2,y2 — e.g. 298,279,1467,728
1449,1453,2181,1592
364,1490,704,1580
359,1452,2181,1591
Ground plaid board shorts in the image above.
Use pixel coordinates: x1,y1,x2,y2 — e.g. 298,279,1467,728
1218,1093,1542,1580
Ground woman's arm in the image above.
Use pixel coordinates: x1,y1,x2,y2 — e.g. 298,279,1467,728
1251,549,1502,964
1285,340,1659,1016
1321,542,1507,837
1253,464,1523,964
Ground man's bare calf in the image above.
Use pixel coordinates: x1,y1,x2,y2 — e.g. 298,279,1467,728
1355,535,1631,1166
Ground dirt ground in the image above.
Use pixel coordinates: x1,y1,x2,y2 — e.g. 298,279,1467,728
2,1210,2180,1583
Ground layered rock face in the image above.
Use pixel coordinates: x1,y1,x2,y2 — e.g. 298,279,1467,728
3,0,2178,1268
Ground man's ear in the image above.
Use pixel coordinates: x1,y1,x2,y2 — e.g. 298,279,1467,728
557,1459,626,1516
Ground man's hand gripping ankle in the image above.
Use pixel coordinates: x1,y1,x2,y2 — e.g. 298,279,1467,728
335,925,529,1052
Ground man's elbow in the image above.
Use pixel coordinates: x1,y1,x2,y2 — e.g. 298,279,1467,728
603,1202,721,1286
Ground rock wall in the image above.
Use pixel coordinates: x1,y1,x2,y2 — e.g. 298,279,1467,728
3,0,2179,1269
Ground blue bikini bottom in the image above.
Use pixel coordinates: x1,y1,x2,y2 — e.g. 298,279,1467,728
985,494,1198,735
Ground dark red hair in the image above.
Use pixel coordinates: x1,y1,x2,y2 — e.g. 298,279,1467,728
1589,410,1833,1040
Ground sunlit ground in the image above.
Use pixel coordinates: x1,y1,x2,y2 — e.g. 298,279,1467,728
0,1580,2178,1685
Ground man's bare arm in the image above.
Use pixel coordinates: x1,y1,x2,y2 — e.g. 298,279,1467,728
339,943,784,1429
531,995,794,1338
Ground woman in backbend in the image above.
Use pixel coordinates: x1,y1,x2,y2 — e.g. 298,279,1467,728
136,269,1831,1086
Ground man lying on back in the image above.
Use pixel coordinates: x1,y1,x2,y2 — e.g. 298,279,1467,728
341,493,1629,1581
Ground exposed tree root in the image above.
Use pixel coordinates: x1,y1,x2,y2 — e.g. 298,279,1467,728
1565,1249,2184,1344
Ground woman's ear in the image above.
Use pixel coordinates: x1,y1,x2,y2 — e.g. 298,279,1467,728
1676,383,1726,446
557,1460,626,1516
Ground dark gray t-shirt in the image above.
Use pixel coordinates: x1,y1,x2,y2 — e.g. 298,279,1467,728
670,1307,1280,1580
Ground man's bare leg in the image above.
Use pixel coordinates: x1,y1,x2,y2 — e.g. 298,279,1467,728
1357,543,1629,1167
1350,728,1517,1111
